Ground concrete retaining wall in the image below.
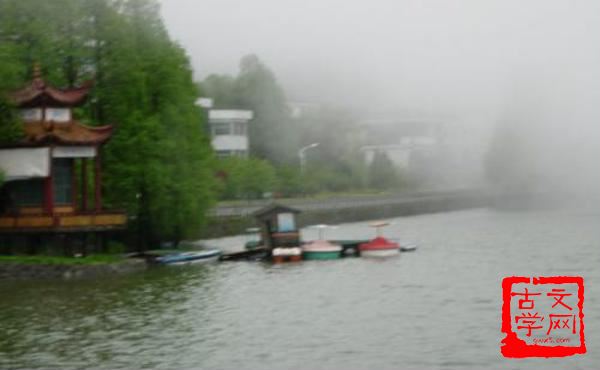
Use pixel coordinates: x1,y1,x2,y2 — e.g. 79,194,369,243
203,190,490,238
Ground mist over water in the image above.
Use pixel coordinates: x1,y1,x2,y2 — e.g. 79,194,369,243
161,0,600,200
2,209,599,369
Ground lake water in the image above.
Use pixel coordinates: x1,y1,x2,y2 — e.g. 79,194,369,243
1,208,599,369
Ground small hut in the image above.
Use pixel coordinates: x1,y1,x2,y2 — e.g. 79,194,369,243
252,203,301,251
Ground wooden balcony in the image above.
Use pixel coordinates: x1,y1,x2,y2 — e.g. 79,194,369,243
0,210,127,233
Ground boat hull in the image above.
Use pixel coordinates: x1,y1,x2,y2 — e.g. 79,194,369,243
400,244,418,252
157,250,221,265
303,250,341,260
272,247,302,263
272,254,302,263
167,255,220,265
302,240,342,260
360,248,400,258
358,237,400,258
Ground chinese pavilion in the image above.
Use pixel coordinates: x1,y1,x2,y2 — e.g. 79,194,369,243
0,66,126,241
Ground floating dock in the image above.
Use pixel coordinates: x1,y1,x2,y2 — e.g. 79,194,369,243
219,247,268,261
219,240,370,261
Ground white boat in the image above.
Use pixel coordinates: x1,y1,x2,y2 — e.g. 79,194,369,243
302,225,342,260
272,247,302,263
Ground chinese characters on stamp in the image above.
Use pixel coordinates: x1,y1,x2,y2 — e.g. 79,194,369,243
501,276,585,358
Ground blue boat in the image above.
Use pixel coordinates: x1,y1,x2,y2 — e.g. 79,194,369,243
156,249,221,265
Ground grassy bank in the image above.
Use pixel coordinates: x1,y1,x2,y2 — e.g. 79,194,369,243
0,254,124,265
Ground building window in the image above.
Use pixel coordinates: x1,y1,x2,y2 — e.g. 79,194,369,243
46,108,71,122
4,179,44,206
233,122,246,135
20,108,42,122
215,150,248,158
52,158,72,204
212,122,231,136
216,150,232,158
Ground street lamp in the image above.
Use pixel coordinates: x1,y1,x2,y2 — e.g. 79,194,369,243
298,142,319,174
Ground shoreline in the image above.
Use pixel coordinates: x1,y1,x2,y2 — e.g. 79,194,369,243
203,188,491,238
0,258,147,280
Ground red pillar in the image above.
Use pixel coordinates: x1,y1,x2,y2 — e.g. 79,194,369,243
43,176,54,214
70,158,77,210
94,153,102,212
81,158,88,211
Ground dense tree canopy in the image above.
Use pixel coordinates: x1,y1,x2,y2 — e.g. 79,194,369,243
0,0,216,247
0,96,23,145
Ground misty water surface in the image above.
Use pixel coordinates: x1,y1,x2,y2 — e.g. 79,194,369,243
0,208,598,369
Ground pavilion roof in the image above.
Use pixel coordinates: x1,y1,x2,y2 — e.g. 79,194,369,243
10,65,92,108
18,121,113,146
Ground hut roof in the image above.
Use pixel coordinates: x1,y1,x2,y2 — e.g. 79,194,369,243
253,203,301,219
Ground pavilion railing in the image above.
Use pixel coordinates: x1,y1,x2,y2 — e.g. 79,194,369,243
0,210,127,231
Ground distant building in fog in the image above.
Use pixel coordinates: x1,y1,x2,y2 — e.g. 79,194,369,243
209,110,253,157
358,116,489,188
358,119,441,169
288,101,321,119
195,98,254,158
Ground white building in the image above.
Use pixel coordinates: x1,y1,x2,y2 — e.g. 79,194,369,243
195,98,254,158
208,109,253,158
358,119,440,169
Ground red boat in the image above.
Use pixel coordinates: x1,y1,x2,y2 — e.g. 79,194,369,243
359,222,400,258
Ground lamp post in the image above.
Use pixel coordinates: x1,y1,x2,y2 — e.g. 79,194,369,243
298,142,319,174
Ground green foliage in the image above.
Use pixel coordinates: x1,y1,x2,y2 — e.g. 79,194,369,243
0,0,217,248
275,165,304,197
236,55,292,162
368,151,400,190
216,159,369,200
201,74,237,108
216,157,277,199
0,96,23,145
106,241,126,254
0,254,123,265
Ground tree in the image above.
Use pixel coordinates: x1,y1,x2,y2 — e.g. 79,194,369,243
368,150,399,190
200,74,237,108
0,0,217,248
485,121,535,190
199,54,293,163
216,157,277,200
0,96,23,145
235,55,291,161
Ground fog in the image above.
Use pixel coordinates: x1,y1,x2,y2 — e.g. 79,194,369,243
161,0,600,199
